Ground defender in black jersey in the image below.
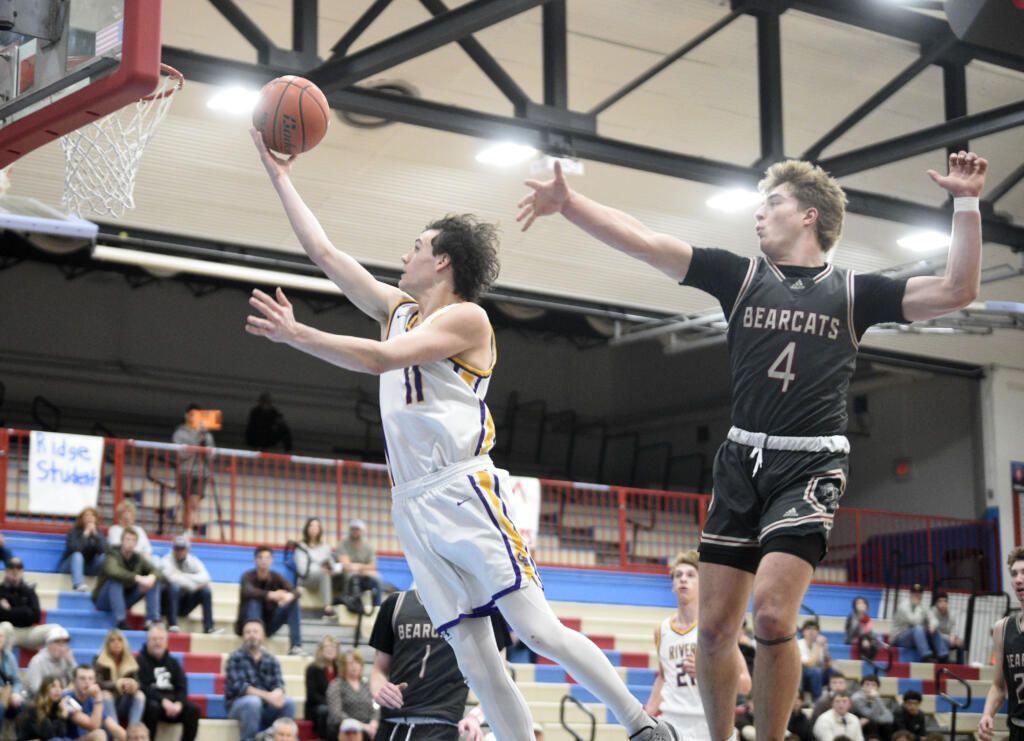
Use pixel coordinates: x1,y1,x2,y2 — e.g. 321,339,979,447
520,151,988,741
370,589,510,740
979,547,1024,741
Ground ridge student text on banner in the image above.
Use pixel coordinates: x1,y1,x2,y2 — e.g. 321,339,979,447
28,431,104,515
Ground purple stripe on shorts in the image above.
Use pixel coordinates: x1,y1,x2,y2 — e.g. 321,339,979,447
469,473,522,590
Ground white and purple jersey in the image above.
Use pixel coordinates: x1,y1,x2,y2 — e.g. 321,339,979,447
379,301,496,486
656,616,709,741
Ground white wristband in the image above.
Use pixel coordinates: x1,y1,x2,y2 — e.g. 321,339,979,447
953,196,979,212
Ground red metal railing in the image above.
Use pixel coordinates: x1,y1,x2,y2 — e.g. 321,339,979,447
0,428,1000,588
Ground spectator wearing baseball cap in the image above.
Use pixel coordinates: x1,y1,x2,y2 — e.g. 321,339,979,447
338,717,361,739
24,625,76,698
158,534,219,633
0,556,50,649
892,584,941,662
336,520,382,609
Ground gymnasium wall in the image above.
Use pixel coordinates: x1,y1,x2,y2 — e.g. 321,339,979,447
0,257,986,520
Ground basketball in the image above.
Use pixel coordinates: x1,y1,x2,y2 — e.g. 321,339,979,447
252,76,330,155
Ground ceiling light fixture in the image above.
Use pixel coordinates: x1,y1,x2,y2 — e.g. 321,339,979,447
207,86,261,114
896,231,951,252
705,188,762,212
91,245,343,295
475,142,537,167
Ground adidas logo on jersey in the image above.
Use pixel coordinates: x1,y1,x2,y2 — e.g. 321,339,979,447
783,508,799,518
789,278,806,291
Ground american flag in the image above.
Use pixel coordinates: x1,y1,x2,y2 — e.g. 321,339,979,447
94,20,123,56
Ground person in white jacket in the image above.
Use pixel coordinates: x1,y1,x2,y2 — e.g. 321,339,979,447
158,535,218,634
293,518,343,619
813,691,864,741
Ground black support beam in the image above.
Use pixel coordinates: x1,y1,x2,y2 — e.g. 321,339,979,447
160,45,1024,251
208,0,276,63
755,8,784,167
308,0,548,92
542,0,567,108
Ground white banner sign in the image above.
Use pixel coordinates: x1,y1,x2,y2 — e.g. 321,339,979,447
28,431,104,515
506,475,541,550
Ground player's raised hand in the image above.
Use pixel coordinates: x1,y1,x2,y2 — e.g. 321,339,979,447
374,680,408,709
517,159,571,231
250,127,296,180
927,150,988,197
246,287,298,343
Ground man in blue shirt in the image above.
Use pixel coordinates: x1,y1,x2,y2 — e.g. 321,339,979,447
64,664,125,740
225,619,296,741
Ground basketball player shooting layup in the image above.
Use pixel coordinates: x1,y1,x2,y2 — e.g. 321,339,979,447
245,129,677,741
978,547,1024,741
519,151,987,741
648,551,750,741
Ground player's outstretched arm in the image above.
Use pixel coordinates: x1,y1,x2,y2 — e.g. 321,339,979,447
517,160,695,282
902,151,987,322
246,288,490,374
250,128,405,324
978,617,1007,741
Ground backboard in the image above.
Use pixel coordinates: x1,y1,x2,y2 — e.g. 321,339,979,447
0,0,161,168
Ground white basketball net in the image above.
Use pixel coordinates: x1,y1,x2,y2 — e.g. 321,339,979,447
60,66,183,219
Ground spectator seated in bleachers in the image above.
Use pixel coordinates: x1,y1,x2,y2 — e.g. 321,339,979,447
799,619,833,701
812,675,851,725
25,626,76,700
135,623,200,741
236,546,303,656
845,597,881,661
107,501,153,562
293,518,343,620
304,635,341,741
813,690,864,741
225,619,296,741
157,534,218,634
245,393,293,453
891,585,941,663
890,730,916,741
125,722,149,741
59,507,107,593
17,675,77,741
64,664,126,741
891,691,926,741
850,674,893,741
326,649,377,741
255,716,299,741
0,534,14,569
338,718,362,741
93,628,145,728
927,592,962,663
92,528,161,631
336,520,382,609
0,625,26,722
788,690,813,741
0,557,49,650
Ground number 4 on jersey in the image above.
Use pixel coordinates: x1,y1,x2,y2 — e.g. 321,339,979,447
767,341,797,392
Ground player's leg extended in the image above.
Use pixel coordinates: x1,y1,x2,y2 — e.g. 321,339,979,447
445,616,534,741
497,582,651,735
696,562,754,741
750,552,814,741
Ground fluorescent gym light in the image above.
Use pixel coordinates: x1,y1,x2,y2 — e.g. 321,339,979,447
475,142,537,167
897,230,951,252
207,86,261,114
91,245,343,295
706,188,762,212
0,209,98,239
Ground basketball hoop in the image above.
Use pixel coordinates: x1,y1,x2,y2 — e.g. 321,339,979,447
60,64,184,219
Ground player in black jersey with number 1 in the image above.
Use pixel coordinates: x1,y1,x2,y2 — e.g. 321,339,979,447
519,151,987,741
370,588,510,741
979,547,1024,741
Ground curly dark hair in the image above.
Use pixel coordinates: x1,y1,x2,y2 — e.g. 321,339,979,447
425,214,500,302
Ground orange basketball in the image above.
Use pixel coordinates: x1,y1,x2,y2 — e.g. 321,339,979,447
252,76,330,155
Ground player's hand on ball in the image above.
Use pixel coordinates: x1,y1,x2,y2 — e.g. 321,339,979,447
247,287,298,343
374,681,407,709
250,127,296,179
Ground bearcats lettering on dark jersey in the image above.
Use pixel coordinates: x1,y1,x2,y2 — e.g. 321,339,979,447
683,247,908,437
369,590,511,724
1002,617,1024,728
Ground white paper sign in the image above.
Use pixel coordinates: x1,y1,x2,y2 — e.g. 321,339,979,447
505,475,541,550
28,431,104,515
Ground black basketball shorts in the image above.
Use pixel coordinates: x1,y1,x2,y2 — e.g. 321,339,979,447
698,438,848,573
